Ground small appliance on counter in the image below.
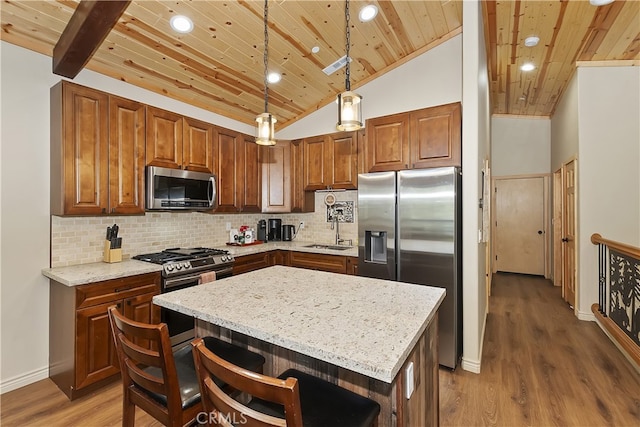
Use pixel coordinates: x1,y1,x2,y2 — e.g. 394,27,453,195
268,218,282,241
282,224,296,241
257,219,268,242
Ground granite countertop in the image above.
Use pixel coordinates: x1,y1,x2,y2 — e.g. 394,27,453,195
153,265,445,383
42,260,163,287
223,240,358,257
42,241,357,287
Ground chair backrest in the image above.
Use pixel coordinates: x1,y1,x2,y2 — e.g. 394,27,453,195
108,306,183,418
192,338,303,427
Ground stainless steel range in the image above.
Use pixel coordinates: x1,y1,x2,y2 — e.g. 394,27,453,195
133,247,235,346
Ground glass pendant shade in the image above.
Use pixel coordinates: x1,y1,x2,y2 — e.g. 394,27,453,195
255,112,277,146
337,90,363,131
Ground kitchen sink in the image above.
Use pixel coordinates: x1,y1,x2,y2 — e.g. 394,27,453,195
304,244,353,251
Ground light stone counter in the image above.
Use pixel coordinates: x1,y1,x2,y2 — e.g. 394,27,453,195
153,265,445,383
42,260,163,286
221,240,358,258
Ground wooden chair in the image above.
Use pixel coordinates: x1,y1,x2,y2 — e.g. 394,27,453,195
192,337,380,427
108,306,265,427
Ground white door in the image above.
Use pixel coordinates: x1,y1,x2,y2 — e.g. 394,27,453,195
494,177,546,275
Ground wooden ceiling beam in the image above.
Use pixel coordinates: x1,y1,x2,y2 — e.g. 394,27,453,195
53,0,131,78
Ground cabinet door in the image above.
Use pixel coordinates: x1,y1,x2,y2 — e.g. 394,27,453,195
123,291,161,350
261,141,292,213
183,117,215,173
365,113,410,172
346,256,359,275
146,106,183,169
214,128,241,212
290,140,315,213
289,252,347,274
410,102,461,168
76,301,120,390
109,96,145,215
56,82,109,215
239,135,262,212
303,135,328,190
327,131,358,189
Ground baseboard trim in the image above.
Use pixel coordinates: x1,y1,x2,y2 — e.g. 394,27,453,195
577,310,596,321
0,366,49,394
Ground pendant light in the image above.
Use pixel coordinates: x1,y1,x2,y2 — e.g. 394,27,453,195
255,0,277,146
336,0,363,131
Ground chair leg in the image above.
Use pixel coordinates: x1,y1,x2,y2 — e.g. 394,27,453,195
122,388,135,427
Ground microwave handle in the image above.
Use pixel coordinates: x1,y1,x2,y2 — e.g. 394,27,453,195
208,176,216,207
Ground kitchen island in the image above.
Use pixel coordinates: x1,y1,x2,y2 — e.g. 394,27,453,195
153,265,445,426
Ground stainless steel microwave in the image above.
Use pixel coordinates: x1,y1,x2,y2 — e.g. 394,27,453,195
146,166,217,211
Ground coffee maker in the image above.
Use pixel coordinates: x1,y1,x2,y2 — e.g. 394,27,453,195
257,219,267,242
268,218,282,241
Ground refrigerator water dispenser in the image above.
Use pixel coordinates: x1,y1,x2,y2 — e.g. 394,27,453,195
365,231,387,263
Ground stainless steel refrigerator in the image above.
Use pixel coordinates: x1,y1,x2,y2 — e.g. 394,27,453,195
358,167,462,369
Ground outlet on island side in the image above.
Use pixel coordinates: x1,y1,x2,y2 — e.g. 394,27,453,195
405,361,414,399
299,221,305,229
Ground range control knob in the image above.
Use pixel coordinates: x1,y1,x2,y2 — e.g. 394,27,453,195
175,264,183,270
183,262,190,269
222,256,227,262
165,265,174,272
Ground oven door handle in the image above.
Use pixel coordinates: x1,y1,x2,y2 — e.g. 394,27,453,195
214,266,233,279
163,274,202,290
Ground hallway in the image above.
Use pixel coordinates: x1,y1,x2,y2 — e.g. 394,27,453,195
440,273,640,426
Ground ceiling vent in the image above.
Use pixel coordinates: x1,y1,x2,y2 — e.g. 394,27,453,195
322,55,351,75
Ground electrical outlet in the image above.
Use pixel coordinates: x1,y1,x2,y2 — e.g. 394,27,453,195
299,221,305,229
405,362,414,399
226,222,231,231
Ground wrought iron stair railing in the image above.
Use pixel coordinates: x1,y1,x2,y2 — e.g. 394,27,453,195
591,233,640,367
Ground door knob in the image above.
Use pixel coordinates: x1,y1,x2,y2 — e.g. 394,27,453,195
562,237,569,242
538,230,543,235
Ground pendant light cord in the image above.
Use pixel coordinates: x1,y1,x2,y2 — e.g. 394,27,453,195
263,0,269,113
345,0,351,91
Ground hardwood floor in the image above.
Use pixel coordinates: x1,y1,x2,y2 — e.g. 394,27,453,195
440,273,640,426
1,273,638,426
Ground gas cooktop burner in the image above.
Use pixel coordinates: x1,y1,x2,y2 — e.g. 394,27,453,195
133,247,231,265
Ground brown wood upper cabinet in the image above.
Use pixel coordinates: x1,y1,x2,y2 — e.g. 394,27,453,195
215,130,261,213
51,81,145,216
302,131,359,191
291,139,315,213
146,107,215,174
366,102,461,172
261,141,292,213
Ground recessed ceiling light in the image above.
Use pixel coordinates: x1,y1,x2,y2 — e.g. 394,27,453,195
267,72,281,84
311,46,320,54
524,36,540,47
521,63,536,72
589,0,614,6
170,15,193,33
359,5,378,22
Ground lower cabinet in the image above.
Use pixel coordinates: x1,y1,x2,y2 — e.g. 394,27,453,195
50,272,160,400
233,252,272,275
289,252,347,274
346,256,359,275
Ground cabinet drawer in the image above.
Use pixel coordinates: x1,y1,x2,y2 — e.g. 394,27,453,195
76,273,160,309
233,253,271,275
289,252,347,274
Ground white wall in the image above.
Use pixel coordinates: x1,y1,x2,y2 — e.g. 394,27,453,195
492,117,550,176
551,74,579,172
0,40,253,393
460,0,491,373
278,35,462,139
576,66,640,319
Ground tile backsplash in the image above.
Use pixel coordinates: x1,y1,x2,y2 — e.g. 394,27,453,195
51,191,358,267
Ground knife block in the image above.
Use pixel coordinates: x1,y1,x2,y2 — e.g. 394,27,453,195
103,240,122,263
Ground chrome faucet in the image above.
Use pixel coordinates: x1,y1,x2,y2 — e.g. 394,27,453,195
332,209,352,246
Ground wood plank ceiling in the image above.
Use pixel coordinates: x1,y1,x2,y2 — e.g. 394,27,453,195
0,1,637,128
